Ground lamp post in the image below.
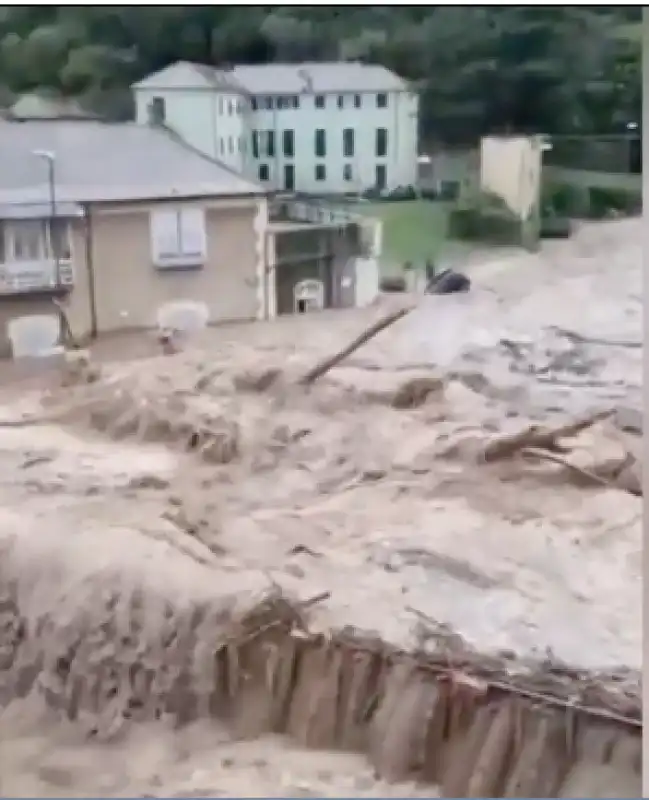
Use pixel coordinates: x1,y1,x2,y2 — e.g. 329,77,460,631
32,149,59,288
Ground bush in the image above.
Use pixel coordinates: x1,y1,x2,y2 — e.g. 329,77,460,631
542,183,590,218
386,184,417,201
420,187,440,201
588,186,642,219
379,275,407,293
448,207,523,246
360,186,382,201
449,190,524,246
543,182,641,220
438,180,460,201
540,215,573,239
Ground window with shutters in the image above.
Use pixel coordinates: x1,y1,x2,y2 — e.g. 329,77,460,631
283,129,295,158
376,127,388,157
149,207,207,270
265,130,276,158
342,128,354,158
314,128,326,157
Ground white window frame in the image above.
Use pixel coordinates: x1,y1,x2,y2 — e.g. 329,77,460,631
149,207,206,270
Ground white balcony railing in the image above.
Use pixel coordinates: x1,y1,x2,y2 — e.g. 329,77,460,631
0,259,74,294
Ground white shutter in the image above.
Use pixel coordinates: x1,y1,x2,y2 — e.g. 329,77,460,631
178,208,206,260
150,210,181,263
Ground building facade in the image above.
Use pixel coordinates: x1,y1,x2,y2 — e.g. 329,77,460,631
0,117,380,352
133,61,419,195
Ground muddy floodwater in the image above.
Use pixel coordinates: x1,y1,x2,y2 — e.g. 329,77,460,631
0,220,641,796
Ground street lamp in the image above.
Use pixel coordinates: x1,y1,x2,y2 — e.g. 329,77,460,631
32,149,59,287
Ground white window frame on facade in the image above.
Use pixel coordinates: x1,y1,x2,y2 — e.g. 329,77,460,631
258,163,270,182
149,207,207,270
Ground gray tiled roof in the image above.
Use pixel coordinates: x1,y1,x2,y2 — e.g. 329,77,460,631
0,119,263,206
134,60,409,95
232,62,408,94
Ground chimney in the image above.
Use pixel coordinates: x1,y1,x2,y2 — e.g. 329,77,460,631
297,68,313,93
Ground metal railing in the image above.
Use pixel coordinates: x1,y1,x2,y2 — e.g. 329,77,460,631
0,259,74,294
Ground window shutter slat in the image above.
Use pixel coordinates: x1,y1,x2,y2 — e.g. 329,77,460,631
150,210,181,261
179,208,206,258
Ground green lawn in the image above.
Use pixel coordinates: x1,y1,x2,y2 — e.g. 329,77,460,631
356,200,451,274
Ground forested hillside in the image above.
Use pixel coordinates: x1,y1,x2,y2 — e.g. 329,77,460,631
0,6,640,142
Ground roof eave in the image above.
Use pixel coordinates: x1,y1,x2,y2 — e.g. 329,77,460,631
0,185,268,206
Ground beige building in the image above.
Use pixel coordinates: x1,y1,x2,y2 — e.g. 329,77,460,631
0,118,376,351
0,118,270,347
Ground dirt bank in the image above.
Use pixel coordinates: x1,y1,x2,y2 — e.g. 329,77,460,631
0,220,642,796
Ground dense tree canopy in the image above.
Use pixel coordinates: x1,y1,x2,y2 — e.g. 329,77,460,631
0,6,641,142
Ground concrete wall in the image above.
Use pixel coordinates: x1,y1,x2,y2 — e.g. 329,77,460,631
272,226,359,315
480,135,543,221
88,201,262,333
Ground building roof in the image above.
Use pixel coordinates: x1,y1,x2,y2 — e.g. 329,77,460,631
0,119,263,207
133,60,409,95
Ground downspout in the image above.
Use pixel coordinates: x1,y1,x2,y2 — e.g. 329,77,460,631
82,204,98,339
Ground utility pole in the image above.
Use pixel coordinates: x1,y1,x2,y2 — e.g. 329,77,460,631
32,150,59,287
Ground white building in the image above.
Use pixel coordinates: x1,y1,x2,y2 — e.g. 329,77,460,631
132,60,419,194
